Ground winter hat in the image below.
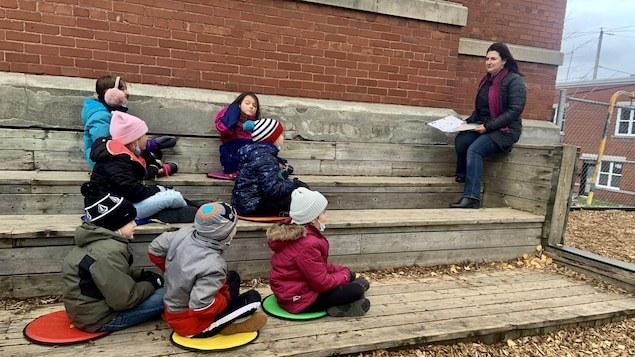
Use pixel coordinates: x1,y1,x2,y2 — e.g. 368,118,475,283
251,118,283,144
110,111,148,145
194,202,238,241
290,188,328,225
85,193,137,232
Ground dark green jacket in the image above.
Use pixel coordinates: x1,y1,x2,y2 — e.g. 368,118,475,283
62,222,155,332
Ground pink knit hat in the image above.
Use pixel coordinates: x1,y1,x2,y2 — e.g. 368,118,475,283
110,111,148,145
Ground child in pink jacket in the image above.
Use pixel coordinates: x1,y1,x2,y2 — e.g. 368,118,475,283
214,92,260,178
267,188,371,317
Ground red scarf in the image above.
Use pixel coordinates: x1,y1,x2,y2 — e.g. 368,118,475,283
476,68,509,132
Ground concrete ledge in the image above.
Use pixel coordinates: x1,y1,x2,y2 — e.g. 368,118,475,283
0,72,560,145
459,38,564,66
298,0,468,26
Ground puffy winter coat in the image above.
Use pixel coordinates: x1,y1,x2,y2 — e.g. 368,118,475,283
465,71,526,151
215,104,253,143
89,137,161,203
62,222,155,332
231,143,297,215
81,98,112,169
148,228,231,336
267,221,351,313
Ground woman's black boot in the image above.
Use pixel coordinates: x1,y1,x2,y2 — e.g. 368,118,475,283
450,197,480,209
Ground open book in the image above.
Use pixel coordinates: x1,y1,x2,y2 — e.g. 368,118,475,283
427,115,479,133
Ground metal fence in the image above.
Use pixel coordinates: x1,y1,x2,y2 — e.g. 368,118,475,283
554,91,635,207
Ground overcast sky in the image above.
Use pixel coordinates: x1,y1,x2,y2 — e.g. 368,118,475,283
557,0,635,83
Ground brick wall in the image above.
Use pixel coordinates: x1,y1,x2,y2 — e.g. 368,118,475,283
0,0,565,121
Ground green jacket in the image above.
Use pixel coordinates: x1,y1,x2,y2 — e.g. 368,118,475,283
62,222,155,332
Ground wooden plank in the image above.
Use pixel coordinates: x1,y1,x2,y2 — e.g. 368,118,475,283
546,145,579,246
0,150,34,170
3,270,633,357
360,227,540,254
0,208,544,240
329,247,540,273
335,142,456,163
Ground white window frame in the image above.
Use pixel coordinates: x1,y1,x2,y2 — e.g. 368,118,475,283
596,160,622,190
614,104,635,136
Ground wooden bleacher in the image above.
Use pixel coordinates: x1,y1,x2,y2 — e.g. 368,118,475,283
0,124,575,299
5,75,634,356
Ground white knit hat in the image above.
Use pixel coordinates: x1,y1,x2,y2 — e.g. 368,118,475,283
290,188,328,225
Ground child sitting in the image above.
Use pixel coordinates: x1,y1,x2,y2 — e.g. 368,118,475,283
82,75,176,175
62,193,165,332
231,118,308,216
87,111,200,223
267,187,371,317
215,92,261,178
148,202,267,337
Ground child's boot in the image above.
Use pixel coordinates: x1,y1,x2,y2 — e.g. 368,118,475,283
327,298,371,317
219,311,267,335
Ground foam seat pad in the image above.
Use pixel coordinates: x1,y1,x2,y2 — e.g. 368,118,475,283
170,331,258,351
23,310,109,346
261,294,327,320
206,171,235,180
237,215,286,222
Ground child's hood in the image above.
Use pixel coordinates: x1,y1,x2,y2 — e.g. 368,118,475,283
266,222,306,251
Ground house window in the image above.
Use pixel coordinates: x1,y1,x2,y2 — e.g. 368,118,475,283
615,106,635,136
597,161,622,189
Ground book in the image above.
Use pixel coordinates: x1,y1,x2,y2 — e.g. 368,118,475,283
427,115,479,133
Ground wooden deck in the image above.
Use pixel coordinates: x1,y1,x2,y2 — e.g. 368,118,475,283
3,269,635,357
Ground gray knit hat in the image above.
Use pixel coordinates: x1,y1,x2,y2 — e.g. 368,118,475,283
290,188,328,225
194,202,238,241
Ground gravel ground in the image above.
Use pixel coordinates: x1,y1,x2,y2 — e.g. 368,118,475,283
3,210,634,356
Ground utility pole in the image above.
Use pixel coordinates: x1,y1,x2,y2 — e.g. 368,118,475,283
565,45,574,82
593,28,604,80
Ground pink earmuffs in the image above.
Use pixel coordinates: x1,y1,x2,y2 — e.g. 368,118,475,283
104,76,127,107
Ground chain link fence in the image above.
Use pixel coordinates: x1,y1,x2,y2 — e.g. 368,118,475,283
554,91,635,207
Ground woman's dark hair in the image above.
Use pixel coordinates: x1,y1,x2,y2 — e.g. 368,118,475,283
487,43,522,76
231,91,261,120
95,75,127,98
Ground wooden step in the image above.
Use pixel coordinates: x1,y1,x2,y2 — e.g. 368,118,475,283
0,208,545,298
3,269,634,357
0,171,466,214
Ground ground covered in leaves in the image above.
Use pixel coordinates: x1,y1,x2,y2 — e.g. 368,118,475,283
341,209,635,357
2,210,634,356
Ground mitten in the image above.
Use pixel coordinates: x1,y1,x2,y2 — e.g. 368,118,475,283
158,162,178,177
243,120,255,132
145,164,160,179
153,136,177,149
349,269,356,282
220,104,241,129
278,169,289,180
140,269,164,289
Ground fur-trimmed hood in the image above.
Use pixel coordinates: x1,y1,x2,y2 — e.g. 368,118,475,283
267,222,306,242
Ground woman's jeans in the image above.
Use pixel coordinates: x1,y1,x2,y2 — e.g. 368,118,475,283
96,288,165,332
454,132,502,200
133,189,188,219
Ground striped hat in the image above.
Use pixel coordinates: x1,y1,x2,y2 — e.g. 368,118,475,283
251,118,283,144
